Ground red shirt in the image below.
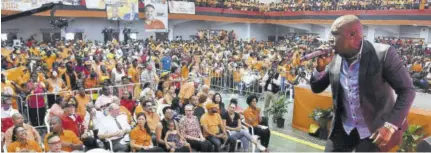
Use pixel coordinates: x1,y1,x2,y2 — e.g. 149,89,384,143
120,99,135,113
61,114,84,137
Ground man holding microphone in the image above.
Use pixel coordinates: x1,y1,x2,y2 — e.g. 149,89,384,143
310,15,415,152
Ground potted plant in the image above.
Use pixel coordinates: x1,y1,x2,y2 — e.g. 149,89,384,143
309,107,333,139
268,96,292,128
398,125,426,152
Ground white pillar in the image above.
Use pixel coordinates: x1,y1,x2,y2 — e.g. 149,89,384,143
275,26,279,41
366,26,376,42
119,21,124,42
61,28,67,39
320,25,331,41
168,24,175,41
246,23,251,40
419,27,430,43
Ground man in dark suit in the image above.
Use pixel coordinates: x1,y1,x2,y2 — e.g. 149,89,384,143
310,15,415,152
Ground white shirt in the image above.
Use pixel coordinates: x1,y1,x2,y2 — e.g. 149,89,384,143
95,95,114,109
1,107,19,118
98,114,130,141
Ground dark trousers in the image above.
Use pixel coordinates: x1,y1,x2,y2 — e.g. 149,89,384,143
187,139,213,152
47,94,60,108
137,146,164,152
207,135,236,152
250,126,271,148
82,136,99,151
29,107,46,127
325,118,380,152
158,143,190,152
110,138,130,152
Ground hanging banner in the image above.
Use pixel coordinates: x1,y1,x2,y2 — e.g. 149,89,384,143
168,1,195,14
1,0,78,11
144,0,168,32
105,0,139,20
85,0,106,9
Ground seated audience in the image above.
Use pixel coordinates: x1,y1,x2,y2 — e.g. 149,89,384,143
130,112,164,152
212,93,226,114
7,126,42,152
164,120,192,152
97,103,131,152
44,116,83,152
1,97,18,133
95,86,115,110
46,134,62,153
222,102,267,152
4,113,41,146
61,97,84,137
244,95,271,148
179,104,213,152
120,91,135,113
193,94,207,120
200,103,236,152
156,106,189,152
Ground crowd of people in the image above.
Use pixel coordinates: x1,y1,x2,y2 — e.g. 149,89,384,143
178,0,428,12
1,29,431,152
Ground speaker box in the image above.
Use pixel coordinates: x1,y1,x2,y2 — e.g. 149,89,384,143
417,136,431,152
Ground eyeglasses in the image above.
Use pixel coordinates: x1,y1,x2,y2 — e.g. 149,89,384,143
185,109,193,112
48,140,62,145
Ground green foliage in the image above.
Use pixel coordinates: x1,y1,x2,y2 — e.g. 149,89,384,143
268,96,292,119
398,125,426,152
309,107,333,128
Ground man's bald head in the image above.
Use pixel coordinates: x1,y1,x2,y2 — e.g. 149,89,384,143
330,15,364,58
12,113,24,126
332,15,361,31
12,113,22,119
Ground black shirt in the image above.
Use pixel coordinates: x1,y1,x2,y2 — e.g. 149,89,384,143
221,112,240,128
193,106,205,121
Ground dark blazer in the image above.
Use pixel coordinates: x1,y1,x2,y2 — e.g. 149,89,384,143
310,40,416,151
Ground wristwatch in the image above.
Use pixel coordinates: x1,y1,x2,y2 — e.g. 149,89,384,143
384,122,396,134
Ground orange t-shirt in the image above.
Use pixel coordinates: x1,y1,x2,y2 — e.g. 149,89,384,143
75,94,91,119
44,130,82,152
130,126,152,147
411,63,422,72
244,107,261,127
7,140,42,152
144,20,166,29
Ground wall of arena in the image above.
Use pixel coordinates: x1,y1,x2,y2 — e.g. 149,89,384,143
2,15,431,43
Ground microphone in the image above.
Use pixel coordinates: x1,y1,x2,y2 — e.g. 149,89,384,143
300,48,332,61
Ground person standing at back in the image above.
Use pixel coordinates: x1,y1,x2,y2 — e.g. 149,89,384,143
310,15,415,152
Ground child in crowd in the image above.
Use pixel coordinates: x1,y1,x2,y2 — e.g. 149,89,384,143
164,120,191,152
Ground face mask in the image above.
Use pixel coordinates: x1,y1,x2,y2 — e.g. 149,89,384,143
52,71,58,77
2,104,10,110
103,109,109,116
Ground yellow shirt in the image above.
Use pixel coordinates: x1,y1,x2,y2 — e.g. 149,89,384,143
128,66,139,83
42,54,57,70
75,94,91,119
200,113,223,137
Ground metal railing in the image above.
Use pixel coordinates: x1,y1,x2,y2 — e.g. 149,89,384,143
23,83,143,128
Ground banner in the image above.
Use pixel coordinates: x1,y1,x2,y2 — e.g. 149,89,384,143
144,0,168,32
168,1,195,14
1,0,78,11
85,0,106,9
106,0,139,20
